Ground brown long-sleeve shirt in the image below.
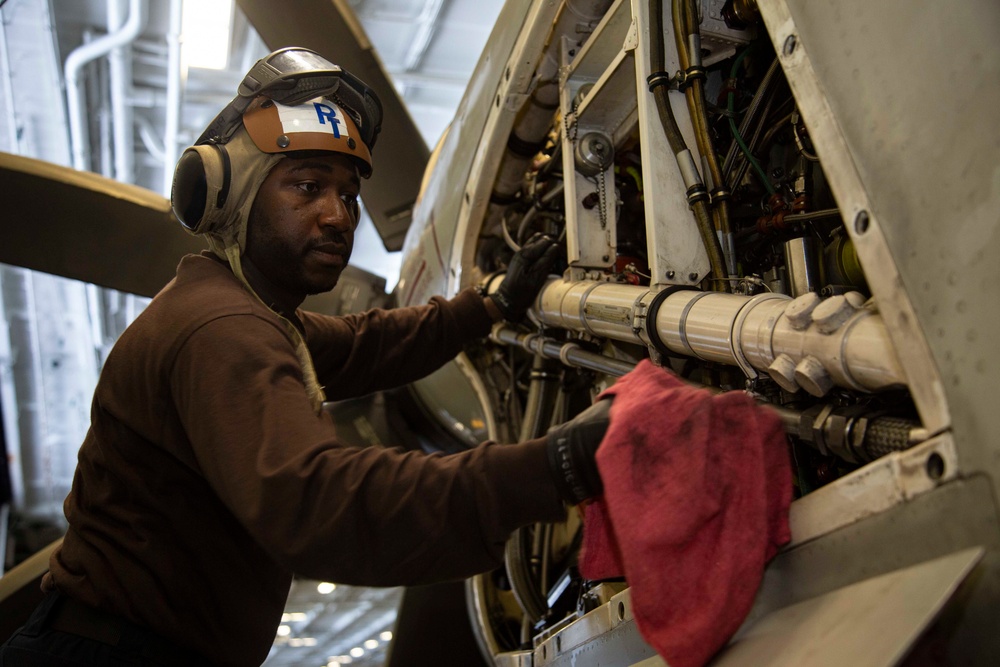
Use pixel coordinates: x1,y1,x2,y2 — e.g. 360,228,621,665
43,253,564,666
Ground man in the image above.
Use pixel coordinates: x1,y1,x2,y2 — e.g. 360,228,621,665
0,49,607,666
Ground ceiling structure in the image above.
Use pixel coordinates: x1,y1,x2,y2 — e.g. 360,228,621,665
1,0,504,665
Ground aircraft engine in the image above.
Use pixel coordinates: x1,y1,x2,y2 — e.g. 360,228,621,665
397,0,1000,663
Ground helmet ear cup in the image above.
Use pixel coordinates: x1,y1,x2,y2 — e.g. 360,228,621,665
171,144,232,232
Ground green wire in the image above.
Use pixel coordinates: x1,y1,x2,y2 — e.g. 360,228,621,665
728,46,777,196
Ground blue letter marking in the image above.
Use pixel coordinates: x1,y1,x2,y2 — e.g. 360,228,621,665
313,103,342,138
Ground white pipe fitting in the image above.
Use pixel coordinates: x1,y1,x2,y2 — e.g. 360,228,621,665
533,279,907,395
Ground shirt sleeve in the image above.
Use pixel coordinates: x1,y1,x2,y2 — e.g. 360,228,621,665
169,311,564,586
300,287,493,400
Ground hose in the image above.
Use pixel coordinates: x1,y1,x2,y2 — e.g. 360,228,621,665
649,0,729,289
673,0,735,278
725,47,777,195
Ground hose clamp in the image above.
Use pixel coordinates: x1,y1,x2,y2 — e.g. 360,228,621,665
730,292,789,380
645,285,701,360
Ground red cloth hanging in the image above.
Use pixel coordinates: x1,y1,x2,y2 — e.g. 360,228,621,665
579,360,792,667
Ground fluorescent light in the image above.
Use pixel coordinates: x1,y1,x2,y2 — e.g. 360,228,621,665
364,639,379,650
181,0,233,70
317,581,336,594
350,647,365,658
380,631,393,641
276,625,291,637
281,612,307,622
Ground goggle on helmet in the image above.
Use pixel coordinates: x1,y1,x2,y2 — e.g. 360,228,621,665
199,47,382,152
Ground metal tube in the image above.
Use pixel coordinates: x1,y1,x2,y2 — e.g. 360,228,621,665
490,324,635,377
64,0,146,172
108,0,135,182
489,325,922,463
162,0,183,196
532,279,906,393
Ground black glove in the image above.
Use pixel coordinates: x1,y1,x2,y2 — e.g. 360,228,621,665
490,234,560,322
546,398,612,504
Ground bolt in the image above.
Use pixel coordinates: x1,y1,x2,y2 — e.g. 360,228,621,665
689,272,699,281
666,270,676,279
602,255,610,262
347,137,356,150
276,135,290,148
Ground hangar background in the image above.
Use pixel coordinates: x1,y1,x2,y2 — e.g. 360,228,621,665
0,0,503,665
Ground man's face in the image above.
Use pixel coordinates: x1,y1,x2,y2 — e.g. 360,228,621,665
245,153,360,298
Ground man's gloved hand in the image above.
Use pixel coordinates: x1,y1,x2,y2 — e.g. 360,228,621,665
490,234,560,322
546,398,612,504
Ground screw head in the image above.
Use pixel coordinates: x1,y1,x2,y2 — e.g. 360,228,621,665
689,272,699,281
347,137,356,150
783,34,798,56
276,135,290,148
666,270,676,279
854,210,870,235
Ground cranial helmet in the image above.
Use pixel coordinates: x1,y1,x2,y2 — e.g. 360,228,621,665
169,48,383,414
171,47,383,257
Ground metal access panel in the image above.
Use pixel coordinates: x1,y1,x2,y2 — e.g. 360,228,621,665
713,548,984,666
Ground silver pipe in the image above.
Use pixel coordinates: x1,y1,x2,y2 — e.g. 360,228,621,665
135,113,166,163
490,324,635,377
533,279,906,395
108,0,137,182
489,326,924,460
0,10,20,153
1,269,52,518
162,0,183,196
64,0,146,172
403,0,447,71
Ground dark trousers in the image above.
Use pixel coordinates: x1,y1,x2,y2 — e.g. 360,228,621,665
0,591,214,666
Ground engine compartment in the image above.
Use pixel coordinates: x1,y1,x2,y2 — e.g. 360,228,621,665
395,0,999,663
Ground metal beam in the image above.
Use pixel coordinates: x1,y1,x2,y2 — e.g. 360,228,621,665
235,0,431,252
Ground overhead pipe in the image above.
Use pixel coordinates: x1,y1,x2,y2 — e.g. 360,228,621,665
64,0,147,172
162,0,183,195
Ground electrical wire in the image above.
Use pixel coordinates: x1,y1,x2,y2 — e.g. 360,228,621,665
727,47,777,195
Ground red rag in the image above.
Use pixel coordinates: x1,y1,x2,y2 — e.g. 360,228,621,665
579,360,792,667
